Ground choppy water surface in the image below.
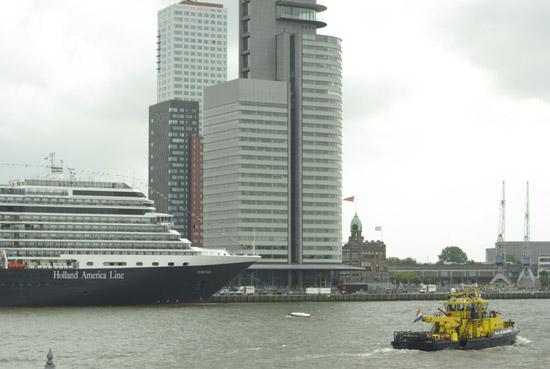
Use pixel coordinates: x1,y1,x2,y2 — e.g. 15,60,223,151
1,299,549,369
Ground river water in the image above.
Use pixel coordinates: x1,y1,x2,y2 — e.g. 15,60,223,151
1,299,548,369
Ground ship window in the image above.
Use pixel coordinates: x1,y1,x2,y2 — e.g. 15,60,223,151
183,262,189,266
136,262,143,266
152,262,159,266
168,262,174,266
86,262,93,266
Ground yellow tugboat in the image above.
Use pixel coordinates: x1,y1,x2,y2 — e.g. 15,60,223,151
391,287,519,351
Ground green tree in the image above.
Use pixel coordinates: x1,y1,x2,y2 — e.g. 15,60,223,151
506,254,519,264
540,271,550,288
437,246,468,264
394,271,422,284
388,257,417,265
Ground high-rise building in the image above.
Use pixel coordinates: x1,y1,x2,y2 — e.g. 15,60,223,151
203,0,343,286
151,1,224,244
149,100,202,245
189,134,204,247
204,79,290,260
156,0,228,130
241,0,342,264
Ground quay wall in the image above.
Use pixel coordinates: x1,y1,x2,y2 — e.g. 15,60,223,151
210,291,550,303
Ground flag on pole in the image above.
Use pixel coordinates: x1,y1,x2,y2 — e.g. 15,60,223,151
413,308,423,323
375,226,382,231
343,196,355,202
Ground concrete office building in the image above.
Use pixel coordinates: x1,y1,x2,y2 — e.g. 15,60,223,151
203,0,344,287
240,0,343,264
203,79,290,259
157,0,227,130
149,100,202,245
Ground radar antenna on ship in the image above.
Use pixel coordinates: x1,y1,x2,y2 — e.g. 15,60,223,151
44,152,64,178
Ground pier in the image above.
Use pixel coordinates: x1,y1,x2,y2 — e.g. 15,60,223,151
210,290,550,303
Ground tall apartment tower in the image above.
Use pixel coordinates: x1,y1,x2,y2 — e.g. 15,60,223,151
157,0,228,130
149,100,202,245
204,0,342,270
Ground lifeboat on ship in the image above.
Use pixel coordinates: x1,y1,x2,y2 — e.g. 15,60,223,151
8,261,27,269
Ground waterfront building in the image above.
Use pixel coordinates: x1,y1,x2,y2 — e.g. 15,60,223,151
341,214,388,282
388,264,498,285
240,0,342,265
156,0,228,130
203,0,343,287
203,79,290,260
486,241,550,271
149,100,202,245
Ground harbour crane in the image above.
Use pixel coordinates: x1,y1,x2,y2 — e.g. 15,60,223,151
490,181,511,285
517,181,536,288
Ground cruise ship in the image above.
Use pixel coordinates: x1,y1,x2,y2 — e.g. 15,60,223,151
0,170,259,306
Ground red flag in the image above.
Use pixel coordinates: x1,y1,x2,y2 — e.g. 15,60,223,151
343,196,355,202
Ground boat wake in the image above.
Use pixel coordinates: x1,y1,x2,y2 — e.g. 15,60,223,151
299,347,413,361
514,336,532,347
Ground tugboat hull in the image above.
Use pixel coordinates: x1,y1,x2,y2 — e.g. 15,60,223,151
459,328,519,350
391,332,459,351
392,329,519,351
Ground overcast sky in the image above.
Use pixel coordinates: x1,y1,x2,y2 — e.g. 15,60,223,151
1,0,549,262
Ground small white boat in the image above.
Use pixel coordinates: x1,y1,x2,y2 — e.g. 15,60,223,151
287,312,311,318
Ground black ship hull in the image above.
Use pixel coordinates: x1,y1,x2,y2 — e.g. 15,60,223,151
0,262,253,306
391,329,519,351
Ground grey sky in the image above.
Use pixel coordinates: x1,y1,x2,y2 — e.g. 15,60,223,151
1,0,549,262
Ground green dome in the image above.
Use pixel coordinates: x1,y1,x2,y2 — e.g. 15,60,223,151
350,213,362,233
